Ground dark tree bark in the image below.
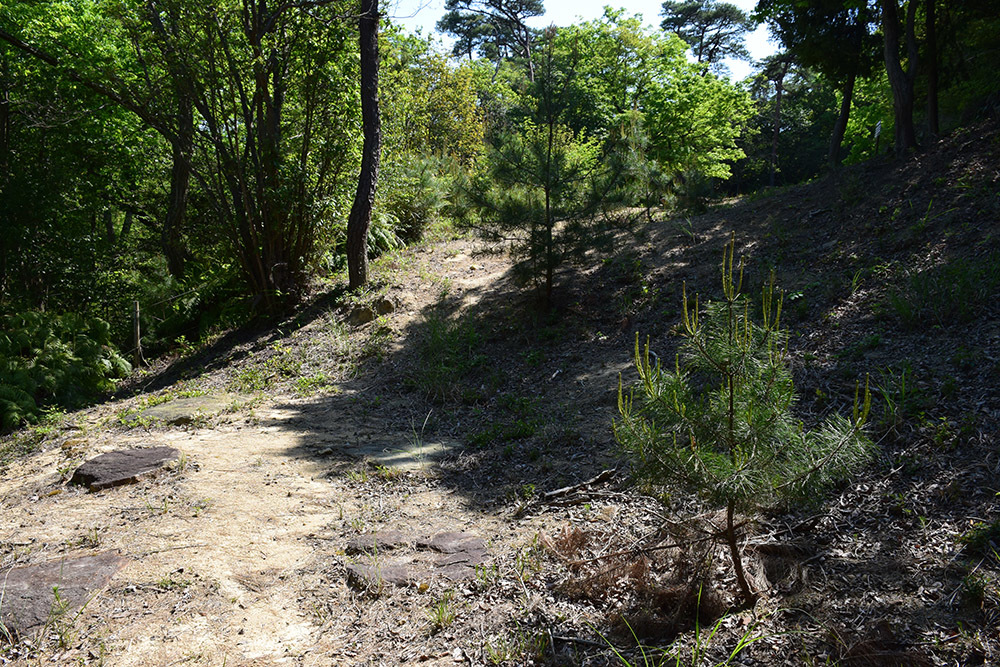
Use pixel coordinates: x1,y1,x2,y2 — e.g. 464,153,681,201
926,0,939,136
347,0,381,291
768,59,791,187
0,50,8,170
121,210,134,245
0,54,8,301
145,4,196,282
162,86,193,279
103,209,115,244
829,68,857,166
881,0,918,154
726,499,756,606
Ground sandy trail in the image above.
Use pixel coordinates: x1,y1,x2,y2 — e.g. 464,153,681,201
2,397,509,665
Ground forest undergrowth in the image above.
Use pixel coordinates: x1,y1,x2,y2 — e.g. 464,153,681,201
1,119,999,665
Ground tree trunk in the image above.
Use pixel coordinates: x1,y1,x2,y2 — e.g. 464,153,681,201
103,209,115,245
881,0,917,155
828,68,857,167
520,24,535,83
347,0,381,292
926,0,939,136
0,50,9,171
121,210,133,245
726,499,755,606
162,89,193,280
769,67,787,187
0,49,9,298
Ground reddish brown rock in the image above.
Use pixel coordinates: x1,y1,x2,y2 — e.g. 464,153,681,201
345,530,411,555
346,563,414,589
344,531,491,590
0,551,127,640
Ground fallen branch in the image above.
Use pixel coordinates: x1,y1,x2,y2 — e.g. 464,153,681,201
541,468,618,501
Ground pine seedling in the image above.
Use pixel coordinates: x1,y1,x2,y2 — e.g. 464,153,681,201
615,235,872,604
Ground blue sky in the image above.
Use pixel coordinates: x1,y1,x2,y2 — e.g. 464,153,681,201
384,0,779,81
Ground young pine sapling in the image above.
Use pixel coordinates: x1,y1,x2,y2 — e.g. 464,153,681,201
615,236,872,604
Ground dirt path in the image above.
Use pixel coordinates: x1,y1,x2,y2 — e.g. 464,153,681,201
1,240,562,666
4,123,1000,665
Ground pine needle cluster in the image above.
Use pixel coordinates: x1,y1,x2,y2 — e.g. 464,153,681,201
615,236,872,603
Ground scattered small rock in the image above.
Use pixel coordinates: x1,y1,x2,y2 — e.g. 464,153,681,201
374,297,395,315
348,306,376,326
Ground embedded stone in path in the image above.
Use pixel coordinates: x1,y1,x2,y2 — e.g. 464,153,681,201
70,447,180,491
419,532,487,555
345,563,414,589
345,530,411,555
139,394,235,425
0,551,127,640
344,531,489,590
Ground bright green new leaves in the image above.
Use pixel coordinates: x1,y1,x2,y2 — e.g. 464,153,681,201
380,29,484,164
553,10,753,183
641,38,752,181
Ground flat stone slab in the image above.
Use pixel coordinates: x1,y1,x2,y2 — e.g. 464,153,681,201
0,551,127,640
346,563,414,589
70,447,180,491
419,532,486,554
345,530,411,555
139,394,235,425
345,531,489,590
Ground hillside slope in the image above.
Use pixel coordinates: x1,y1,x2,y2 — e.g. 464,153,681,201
1,120,998,665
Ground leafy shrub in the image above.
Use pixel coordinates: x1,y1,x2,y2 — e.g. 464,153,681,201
0,311,131,431
615,237,872,603
135,260,247,357
381,156,453,243
367,211,404,258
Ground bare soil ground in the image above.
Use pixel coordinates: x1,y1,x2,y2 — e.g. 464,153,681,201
2,119,999,666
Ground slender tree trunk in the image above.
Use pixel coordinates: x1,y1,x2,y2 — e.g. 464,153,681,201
162,89,193,280
769,68,787,187
347,0,381,291
103,209,115,245
521,24,535,83
121,210,133,245
0,49,9,298
926,0,939,136
829,69,857,167
0,51,8,171
726,499,755,606
881,0,917,154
